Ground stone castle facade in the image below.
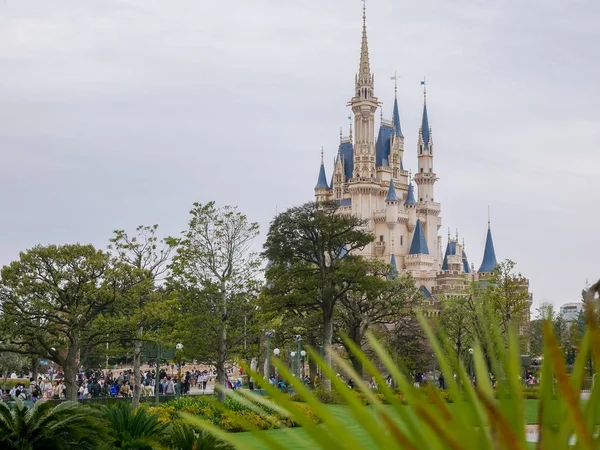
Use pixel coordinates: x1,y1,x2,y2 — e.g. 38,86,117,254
313,6,532,317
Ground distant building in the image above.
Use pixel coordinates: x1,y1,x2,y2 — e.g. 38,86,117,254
559,302,583,322
312,4,533,321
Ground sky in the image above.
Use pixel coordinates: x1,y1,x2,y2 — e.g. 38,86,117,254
0,0,598,309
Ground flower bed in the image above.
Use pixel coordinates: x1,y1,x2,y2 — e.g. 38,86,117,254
146,395,322,433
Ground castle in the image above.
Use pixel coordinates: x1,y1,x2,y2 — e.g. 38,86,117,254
313,5,532,317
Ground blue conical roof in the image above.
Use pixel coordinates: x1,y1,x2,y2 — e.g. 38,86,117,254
419,285,432,298
409,219,429,255
441,240,456,271
404,182,416,205
389,254,398,278
421,103,430,149
315,163,329,189
375,124,394,166
392,97,403,137
478,227,498,272
386,179,398,202
462,251,471,274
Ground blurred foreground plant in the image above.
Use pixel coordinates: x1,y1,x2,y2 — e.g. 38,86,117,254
183,280,600,449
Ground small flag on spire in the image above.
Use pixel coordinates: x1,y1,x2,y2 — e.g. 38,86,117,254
420,81,425,85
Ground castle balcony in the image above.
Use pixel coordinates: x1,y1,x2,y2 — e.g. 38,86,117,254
372,209,386,223
417,201,441,216
405,253,434,268
374,241,386,256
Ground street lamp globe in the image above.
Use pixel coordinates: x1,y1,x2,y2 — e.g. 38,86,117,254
290,351,296,357
468,348,474,355
176,343,183,350
300,350,306,357
274,348,280,356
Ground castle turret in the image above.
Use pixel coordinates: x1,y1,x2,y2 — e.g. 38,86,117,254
389,254,398,279
415,85,437,202
405,178,417,232
349,3,378,179
478,220,498,273
315,150,331,202
409,219,429,255
385,179,398,229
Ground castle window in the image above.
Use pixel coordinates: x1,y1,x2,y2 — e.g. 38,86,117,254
429,168,432,173
379,235,384,242
420,168,423,173
400,236,403,246
420,198,423,202
420,146,423,155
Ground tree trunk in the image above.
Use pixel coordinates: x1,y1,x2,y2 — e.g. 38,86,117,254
322,309,334,392
31,356,39,382
132,328,143,408
217,281,227,402
308,355,318,380
348,352,363,380
63,358,78,402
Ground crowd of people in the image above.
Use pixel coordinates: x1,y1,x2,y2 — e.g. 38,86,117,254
0,366,223,402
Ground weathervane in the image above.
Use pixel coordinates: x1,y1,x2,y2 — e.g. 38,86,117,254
390,71,400,96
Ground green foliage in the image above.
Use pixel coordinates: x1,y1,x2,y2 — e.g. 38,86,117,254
168,202,261,402
1,378,31,389
0,400,107,449
0,244,118,400
101,402,168,449
167,423,233,450
183,282,600,449
263,200,375,390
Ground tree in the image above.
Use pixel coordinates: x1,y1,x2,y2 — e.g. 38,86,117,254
263,200,373,391
336,261,421,378
108,225,176,408
0,351,27,391
169,202,261,402
439,295,475,362
0,400,107,449
482,260,531,339
0,244,118,401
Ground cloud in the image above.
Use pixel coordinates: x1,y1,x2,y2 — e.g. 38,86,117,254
0,0,598,308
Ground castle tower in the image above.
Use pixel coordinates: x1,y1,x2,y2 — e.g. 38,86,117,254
349,3,378,179
478,219,498,273
314,150,331,202
415,84,437,202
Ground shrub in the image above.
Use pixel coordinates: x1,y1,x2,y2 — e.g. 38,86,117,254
102,402,168,449
0,400,107,449
183,283,600,449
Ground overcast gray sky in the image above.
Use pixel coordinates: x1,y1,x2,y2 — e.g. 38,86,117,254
0,0,598,309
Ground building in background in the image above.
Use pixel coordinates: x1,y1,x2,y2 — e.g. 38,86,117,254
313,5,532,320
559,302,583,322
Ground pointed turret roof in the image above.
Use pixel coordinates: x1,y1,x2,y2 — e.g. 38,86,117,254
404,181,416,205
315,153,329,189
389,254,398,278
462,251,471,274
386,179,398,202
409,219,429,255
419,285,432,298
358,3,371,85
441,240,457,271
375,123,394,166
392,97,403,137
421,102,431,149
478,225,498,272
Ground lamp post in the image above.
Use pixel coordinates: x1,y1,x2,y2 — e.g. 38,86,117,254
468,348,474,383
294,335,302,379
176,343,183,396
300,350,306,378
290,352,296,377
265,330,275,381
155,344,161,405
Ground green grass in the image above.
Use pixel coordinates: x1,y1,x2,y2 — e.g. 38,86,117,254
235,400,542,449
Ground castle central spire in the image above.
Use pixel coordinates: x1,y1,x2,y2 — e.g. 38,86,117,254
358,1,371,86
349,2,378,178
